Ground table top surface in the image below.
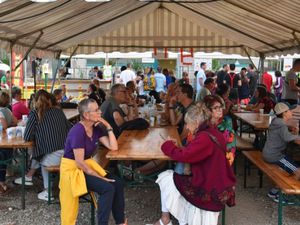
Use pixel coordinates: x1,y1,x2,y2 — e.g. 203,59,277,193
106,126,180,160
63,108,79,120
0,132,33,148
233,112,270,130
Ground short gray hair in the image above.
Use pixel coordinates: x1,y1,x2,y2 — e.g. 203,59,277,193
78,98,97,120
111,83,125,96
184,104,207,127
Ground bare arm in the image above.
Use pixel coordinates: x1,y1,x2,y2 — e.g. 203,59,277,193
96,117,118,151
289,79,300,92
113,111,126,126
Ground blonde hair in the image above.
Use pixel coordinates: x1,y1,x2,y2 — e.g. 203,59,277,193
184,103,207,127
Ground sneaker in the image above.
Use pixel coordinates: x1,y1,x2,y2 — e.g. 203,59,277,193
37,190,54,201
14,176,33,186
267,188,279,199
273,195,295,205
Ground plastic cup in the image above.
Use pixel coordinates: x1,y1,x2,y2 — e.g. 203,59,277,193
7,127,16,139
16,126,23,137
259,109,264,114
150,116,155,127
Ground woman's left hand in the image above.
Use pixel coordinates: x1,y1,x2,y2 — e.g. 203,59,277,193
95,117,112,129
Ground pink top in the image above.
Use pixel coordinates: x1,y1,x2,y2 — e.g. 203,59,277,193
12,101,29,120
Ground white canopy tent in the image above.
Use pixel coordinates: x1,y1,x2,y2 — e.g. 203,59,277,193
0,0,300,58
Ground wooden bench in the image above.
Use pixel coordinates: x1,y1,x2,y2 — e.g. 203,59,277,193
242,151,300,225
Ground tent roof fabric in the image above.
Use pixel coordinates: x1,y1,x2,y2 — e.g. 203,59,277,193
0,0,300,57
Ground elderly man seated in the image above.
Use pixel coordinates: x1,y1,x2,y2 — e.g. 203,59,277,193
100,84,138,138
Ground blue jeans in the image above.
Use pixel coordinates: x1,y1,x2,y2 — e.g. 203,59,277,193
84,173,125,225
0,149,13,182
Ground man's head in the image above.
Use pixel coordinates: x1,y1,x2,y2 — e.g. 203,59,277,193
229,64,236,72
292,59,300,72
274,102,293,120
111,83,127,104
204,77,215,91
177,83,193,104
127,63,132,69
157,66,162,73
5,71,10,77
93,66,99,72
223,64,229,72
248,64,254,71
200,62,207,70
240,67,247,75
53,89,63,103
12,86,22,100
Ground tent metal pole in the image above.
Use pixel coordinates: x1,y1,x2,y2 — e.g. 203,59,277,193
50,50,62,93
13,31,43,72
259,53,265,84
9,42,14,103
243,46,259,71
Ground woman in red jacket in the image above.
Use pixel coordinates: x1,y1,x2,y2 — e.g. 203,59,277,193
155,97,236,225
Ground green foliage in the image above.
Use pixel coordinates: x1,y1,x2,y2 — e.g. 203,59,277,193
132,60,143,71
212,59,220,71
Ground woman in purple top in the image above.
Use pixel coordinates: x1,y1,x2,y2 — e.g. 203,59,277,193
63,98,127,225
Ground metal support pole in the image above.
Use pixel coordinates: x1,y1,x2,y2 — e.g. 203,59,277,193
243,46,259,71
259,53,265,84
13,31,43,72
50,50,62,93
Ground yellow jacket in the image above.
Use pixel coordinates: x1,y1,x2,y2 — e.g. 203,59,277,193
59,157,107,225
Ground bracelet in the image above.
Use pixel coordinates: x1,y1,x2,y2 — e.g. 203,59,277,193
107,128,113,132
168,106,175,109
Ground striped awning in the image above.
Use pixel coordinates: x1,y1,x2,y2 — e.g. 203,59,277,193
0,0,300,56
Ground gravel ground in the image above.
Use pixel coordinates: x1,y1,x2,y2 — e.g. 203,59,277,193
0,159,299,225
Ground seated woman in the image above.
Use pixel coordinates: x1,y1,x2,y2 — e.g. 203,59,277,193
14,90,72,201
0,90,18,194
155,101,236,225
11,86,29,120
245,86,275,114
215,83,233,116
60,98,126,225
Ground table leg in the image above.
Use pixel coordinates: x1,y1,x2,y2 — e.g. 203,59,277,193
278,190,283,225
21,149,26,210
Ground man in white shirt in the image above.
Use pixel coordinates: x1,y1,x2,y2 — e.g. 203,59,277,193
154,66,166,93
196,62,207,97
119,63,136,85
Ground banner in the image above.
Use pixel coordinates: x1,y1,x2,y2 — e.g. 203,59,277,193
12,52,23,87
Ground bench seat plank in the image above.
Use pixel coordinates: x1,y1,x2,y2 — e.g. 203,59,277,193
242,151,300,194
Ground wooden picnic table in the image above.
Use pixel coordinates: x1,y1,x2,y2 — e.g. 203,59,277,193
63,108,79,121
233,112,270,130
0,132,33,210
106,126,180,161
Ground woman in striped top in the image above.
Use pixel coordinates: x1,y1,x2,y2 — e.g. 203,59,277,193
14,90,72,201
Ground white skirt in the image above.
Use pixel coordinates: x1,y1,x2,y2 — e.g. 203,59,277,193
156,170,220,225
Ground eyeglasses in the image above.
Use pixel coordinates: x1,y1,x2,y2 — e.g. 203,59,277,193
211,105,223,111
87,108,101,113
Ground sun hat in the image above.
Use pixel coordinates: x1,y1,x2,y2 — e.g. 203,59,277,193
274,102,290,115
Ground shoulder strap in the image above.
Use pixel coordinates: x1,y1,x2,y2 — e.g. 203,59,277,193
202,131,222,149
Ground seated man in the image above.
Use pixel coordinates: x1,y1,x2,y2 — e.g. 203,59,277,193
263,102,300,202
100,84,137,138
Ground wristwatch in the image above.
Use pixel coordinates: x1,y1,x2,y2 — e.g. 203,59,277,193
107,128,113,132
